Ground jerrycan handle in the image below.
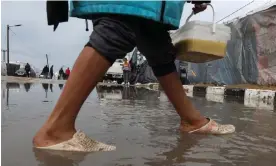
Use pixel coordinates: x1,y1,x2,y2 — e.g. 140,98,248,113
185,4,216,33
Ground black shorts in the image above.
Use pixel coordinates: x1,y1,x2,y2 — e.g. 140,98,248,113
86,14,177,77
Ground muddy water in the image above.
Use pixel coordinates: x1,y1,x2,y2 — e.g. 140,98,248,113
2,82,276,166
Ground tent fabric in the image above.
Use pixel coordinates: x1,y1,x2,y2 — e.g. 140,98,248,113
129,49,158,84
128,48,190,84
185,6,276,85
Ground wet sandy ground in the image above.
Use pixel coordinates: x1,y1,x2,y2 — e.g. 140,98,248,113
2,82,276,166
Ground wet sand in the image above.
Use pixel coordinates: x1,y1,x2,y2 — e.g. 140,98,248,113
2,82,276,166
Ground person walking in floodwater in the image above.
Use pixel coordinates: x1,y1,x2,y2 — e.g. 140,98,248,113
122,58,131,85
33,0,235,152
25,63,31,77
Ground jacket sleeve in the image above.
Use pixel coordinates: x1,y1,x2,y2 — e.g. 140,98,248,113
46,1,69,31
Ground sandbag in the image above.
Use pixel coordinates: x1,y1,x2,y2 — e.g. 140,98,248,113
171,4,231,63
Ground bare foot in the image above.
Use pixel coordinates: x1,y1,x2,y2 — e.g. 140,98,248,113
179,118,209,132
33,128,76,147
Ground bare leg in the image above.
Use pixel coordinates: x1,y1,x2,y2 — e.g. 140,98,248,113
33,47,111,147
157,72,208,132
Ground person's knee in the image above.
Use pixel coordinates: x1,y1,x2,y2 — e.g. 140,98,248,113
151,61,176,77
85,42,115,64
138,41,177,77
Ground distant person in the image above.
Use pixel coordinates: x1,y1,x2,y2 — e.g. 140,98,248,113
65,67,71,79
45,65,49,75
122,58,131,85
41,65,49,78
58,68,65,80
25,63,31,77
50,65,54,79
41,66,46,74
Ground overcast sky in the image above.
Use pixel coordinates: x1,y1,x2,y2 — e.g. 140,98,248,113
1,0,274,71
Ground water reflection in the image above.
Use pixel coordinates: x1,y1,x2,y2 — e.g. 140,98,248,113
1,82,276,166
5,83,20,106
50,84,53,92
144,134,202,166
96,85,161,101
2,86,5,99
59,84,64,90
24,83,32,92
6,82,20,89
42,83,49,98
2,82,65,107
42,84,55,97
33,148,88,166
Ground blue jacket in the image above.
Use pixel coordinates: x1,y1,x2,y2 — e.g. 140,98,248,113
70,1,186,29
